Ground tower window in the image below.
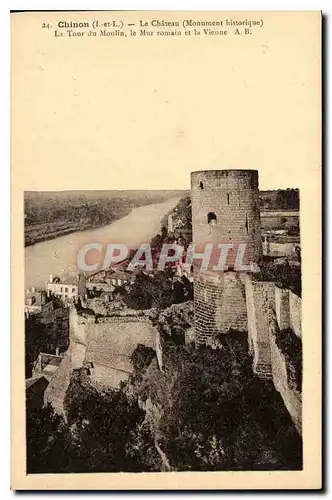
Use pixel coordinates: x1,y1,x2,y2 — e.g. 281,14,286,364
207,212,217,224
245,215,249,233
227,193,230,204
199,181,204,189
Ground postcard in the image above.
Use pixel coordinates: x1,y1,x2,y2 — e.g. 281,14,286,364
11,10,322,490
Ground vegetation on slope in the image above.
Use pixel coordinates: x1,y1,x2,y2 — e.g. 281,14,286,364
271,327,302,393
119,271,193,310
26,324,302,473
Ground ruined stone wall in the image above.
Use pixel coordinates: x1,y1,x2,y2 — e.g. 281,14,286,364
245,278,302,434
45,307,159,413
275,286,291,330
289,291,302,338
275,286,302,339
269,319,302,435
44,307,89,415
69,305,90,343
97,316,150,323
194,268,248,345
44,350,71,416
245,276,275,378
155,329,164,372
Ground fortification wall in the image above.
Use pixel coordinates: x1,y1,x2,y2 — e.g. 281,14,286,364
194,268,248,345
155,329,164,372
45,306,159,413
97,316,150,323
275,286,302,339
245,278,302,434
269,320,302,435
245,276,274,379
69,306,90,343
275,286,291,330
289,291,302,338
44,350,72,416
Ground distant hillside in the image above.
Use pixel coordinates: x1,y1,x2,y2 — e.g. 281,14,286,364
260,189,299,210
24,190,188,247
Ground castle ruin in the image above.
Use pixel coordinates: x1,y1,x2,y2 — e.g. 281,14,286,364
191,169,302,434
191,169,262,345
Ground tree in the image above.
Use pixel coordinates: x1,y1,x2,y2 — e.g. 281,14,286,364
151,233,163,250
275,189,300,210
127,331,302,472
26,403,70,473
161,225,168,239
130,344,156,373
124,272,174,310
63,368,146,472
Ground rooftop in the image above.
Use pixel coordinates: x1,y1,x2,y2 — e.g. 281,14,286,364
25,289,45,307
26,375,46,390
33,352,63,375
49,274,78,286
110,270,132,281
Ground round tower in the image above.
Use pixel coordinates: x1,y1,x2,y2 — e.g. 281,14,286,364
191,169,262,346
191,170,262,265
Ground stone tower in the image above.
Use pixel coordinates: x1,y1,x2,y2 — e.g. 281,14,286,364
191,169,262,345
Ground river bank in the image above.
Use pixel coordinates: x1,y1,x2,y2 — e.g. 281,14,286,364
25,196,181,289
25,216,131,248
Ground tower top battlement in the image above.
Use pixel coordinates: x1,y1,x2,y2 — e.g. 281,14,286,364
191,170,259,190
191,169,258,175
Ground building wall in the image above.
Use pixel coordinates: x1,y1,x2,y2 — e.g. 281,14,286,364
268,242,297,258
35,305,70,351
24,304,42,316
47,282,78,300
86,282,115,292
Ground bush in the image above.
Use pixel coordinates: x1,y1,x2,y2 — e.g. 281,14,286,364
63,368,146,472
26,403,70,473
124,272,191,310
130,344,156,373
272,328,302,392
127,328,302,471
259,261,302,297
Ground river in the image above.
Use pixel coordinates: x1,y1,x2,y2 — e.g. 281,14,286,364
25,196,180,289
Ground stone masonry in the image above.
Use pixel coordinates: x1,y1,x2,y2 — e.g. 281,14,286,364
191,170,262,345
